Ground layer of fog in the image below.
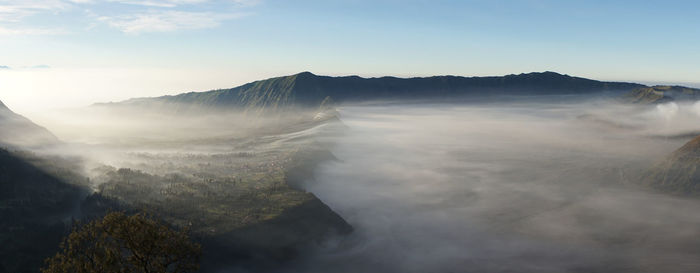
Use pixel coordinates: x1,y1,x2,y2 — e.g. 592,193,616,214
289,99,700,273
33,105,320,146
28,105,329,188
17,96,700,272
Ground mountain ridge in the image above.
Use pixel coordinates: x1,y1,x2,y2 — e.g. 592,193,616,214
0,100,59,147
99,71,649,112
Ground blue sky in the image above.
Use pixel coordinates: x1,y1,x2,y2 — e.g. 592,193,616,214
1,0,699,112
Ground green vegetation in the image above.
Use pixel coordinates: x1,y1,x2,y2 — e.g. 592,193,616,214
0,110,352,272
0,143,350,272
84,140,351,271
42,212,201,273
94,163,317,235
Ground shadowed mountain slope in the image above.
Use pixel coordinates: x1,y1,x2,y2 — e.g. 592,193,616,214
103,71,645,112
0,148,87,273
0,100,58,147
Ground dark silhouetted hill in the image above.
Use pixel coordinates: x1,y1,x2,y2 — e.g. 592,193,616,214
102,71,645,112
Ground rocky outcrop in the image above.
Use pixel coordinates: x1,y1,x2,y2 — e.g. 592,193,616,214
623,86,700,104
642,135,700,195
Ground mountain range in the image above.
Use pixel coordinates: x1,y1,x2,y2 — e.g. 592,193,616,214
100,71,668,113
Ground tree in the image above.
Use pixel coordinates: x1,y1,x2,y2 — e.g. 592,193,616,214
42,212,201,273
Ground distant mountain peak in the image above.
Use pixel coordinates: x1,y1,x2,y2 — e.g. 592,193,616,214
296,71,316,77
511,71,572,78
540,71,565,75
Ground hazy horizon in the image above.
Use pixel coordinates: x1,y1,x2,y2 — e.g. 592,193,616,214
2,0,700,114
3,70,700,118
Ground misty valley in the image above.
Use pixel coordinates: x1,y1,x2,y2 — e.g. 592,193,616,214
298,101,700,273
2,72,700,273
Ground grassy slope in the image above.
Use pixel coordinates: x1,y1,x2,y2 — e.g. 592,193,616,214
642,136,700,195
623,86,700,104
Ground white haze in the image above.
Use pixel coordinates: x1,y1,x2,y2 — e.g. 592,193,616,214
20,97,700,272
26,105,325,191
285,99,700,273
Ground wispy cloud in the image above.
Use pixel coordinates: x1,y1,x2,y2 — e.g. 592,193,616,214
0,0,259,35
108,0,209,8
0,65,10,69
0,0,74,36
0,25,67,35
105,0,260,8
0,0,71,22
98,10,245,33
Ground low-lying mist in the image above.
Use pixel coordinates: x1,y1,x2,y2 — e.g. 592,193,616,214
30,105,328,178
288,98,700,273
20,97,700,272
33,105,320,146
